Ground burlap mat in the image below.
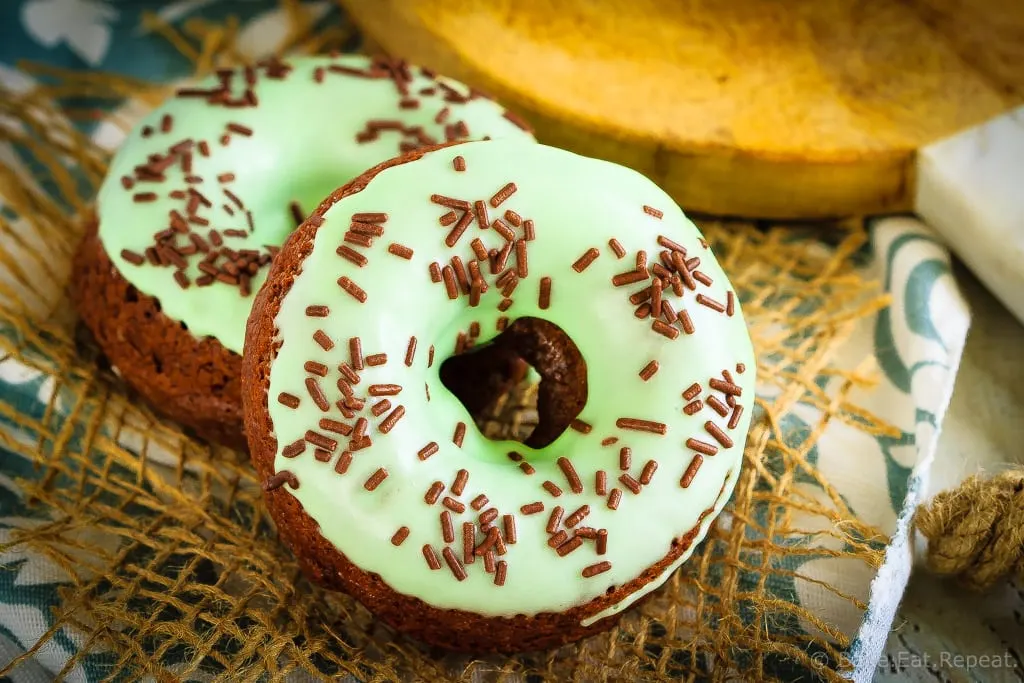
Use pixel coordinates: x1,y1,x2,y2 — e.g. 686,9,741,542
0,9,895,682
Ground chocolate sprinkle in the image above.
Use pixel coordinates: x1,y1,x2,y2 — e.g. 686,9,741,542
352,212,388,223
489,182,517,208
391,527,410,546
709,378,743,396
728,404,744,429
305,377,330,412
476,527,500,555
652,319,680,339
337,245,367,267
640,460,658,485
425,481,444,504
422,544,442,570
681,454,703,488
607,488,622,510
556,536,583,556
679,310,696,335
378,405,405,433
683,400,703,415
557,457,584,494
639,361,659,381
503,514,517,544
120,249,145,265
564,504,590,528
364,468,388,491
479,507,499,526
597,530,608,555
570,419,592,434
313,330,334,351
304,361,329,377
281,439,305,458
463,522,476,564
388,243,414,259
539,277,552,309
608,238,626,258
619,473,642,494
657,235,687,254
572,248,600,273
521,501,545,515
616,418,667,434
691,287,725,310
418,442,439,461
705,420,734,448
706,395,730,417
619,447,632,471
452,468,469,496
441,266,458,299
278,392,300,409
443,496,466,514
337,276,367,303
686,438,718,456
547,530,569,549
583,561,612,578
263,470,299,492
334,451,353,474
453,421,466,447
494,561,508,586
441,510,455,543
542,481,563,497
611,269,648,287
320,418,352,436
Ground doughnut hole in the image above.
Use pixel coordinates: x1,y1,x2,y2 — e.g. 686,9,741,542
439,317,587,448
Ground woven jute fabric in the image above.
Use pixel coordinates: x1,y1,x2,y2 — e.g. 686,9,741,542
0,12,895,682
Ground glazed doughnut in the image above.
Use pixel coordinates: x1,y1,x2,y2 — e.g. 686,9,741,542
72,55,533,449
242,141,755,652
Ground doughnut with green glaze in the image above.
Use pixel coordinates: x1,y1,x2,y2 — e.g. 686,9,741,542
73,54,533,448
243,140,755,652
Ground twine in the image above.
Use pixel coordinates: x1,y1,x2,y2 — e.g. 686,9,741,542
916,468,1024,590
0,6,903,681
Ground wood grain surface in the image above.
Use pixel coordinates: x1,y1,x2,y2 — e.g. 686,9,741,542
340,0,1024,219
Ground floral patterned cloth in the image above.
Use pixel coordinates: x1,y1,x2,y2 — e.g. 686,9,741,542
0,2,972,681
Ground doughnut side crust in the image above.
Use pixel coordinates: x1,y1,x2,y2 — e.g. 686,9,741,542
243,146,740,652
72,218,246,450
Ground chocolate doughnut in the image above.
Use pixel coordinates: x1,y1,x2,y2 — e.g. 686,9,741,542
72,55,533,449
242,141,754,651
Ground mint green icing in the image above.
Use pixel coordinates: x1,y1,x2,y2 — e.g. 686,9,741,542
267,141,755,623
96,55,533,353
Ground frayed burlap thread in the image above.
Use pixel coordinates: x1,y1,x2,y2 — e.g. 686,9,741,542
0,11,899,682
916,468,1024,591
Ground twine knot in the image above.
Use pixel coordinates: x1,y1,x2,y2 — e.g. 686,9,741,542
915,468,1024,590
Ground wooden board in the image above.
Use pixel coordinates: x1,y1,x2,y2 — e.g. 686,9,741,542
339,0,1024,219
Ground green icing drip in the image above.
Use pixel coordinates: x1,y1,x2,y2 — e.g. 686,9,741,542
96,55,533,353
268,141,755,621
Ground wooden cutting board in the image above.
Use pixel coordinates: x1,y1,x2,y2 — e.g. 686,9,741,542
339,0,1024,219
